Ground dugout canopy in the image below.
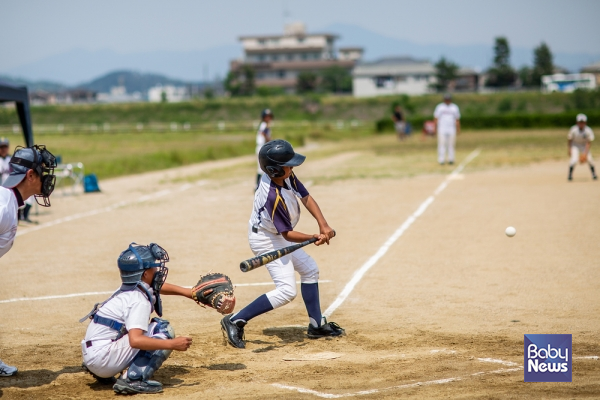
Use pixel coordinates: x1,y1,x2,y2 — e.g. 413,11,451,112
0,82,34,147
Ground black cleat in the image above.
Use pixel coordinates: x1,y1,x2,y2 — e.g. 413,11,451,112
82,363,116,385
113,377,163,394
568,176,573,181
448,161,454,165
307,318,346,339
593,175,598,180
221,315,246,349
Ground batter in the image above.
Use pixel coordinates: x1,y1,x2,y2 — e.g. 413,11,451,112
221,139,344,349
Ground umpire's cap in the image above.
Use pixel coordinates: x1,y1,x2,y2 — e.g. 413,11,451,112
0,137,9,146
2,147,38,188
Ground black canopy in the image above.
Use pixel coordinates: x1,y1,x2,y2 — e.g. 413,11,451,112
0,82,34,147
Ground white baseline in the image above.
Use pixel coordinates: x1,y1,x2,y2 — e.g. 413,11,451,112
323,148,481,318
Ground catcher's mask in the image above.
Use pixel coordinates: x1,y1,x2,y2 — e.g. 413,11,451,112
5,145,57,207
117,242,170,289
258,139,305,178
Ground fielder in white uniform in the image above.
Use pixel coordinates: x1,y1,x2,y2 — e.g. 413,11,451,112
0,145,57,377
255,108,273,190
568,113,596,181
434,94,461,165
221,139,344,349
80,243,193,395
0,138,11,185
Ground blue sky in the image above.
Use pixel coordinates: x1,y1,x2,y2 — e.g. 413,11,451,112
2,0,599,81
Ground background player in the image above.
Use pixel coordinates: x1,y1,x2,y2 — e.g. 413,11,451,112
221,139,344,349
255,108,273,190
392,104,406,141
80,242,193,395
568,113,596,181
0,138,11,186
433,94,461,165
0,145,57,377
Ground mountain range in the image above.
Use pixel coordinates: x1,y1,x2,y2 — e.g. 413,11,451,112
2,23,599,88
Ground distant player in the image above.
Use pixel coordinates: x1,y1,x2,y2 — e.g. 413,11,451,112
0,138,10,185
0,145,57,377
568,113,596,181
433,94,461,165
392,105,406,140
80,242,193,394
221,139,344,349
255,109,273,190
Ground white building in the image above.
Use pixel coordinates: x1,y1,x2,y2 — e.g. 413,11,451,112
148,85,188,102
352,57,436,97
96,86,143,103
541,73,596,93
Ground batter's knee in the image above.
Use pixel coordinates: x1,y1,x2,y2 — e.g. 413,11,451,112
268,283,297,308
299,267,319,283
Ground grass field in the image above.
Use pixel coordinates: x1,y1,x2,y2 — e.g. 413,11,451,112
0,128,567,180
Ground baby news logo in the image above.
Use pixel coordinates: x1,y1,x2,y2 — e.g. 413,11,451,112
524,334,572,382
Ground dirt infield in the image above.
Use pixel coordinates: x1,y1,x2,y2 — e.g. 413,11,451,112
1,147,599,399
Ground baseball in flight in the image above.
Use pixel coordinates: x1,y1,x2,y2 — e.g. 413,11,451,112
505,226,516,237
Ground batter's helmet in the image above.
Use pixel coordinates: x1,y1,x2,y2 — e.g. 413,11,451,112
261,108,274,119
259,139,305,178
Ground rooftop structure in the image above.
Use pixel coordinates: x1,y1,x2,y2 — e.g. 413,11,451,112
230,23,362,93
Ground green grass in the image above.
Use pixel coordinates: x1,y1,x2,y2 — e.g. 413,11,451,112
1,128,569,182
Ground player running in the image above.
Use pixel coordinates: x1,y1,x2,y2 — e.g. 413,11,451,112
80,242,194,395
568,113,597,181
221,139,344,349
434,94,461,165
255,109,273,190
0,145,57,377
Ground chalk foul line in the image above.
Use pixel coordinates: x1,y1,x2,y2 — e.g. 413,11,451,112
0,280,332,304
323,148,481,318
16,180,208,237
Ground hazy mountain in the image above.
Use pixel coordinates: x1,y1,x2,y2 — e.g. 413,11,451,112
0,75,67,92
4,45,239,86
78,70,197,93
328,23,600,72
3,23,599,84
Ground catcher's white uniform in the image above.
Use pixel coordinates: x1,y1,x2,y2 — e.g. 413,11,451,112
568,125,595,167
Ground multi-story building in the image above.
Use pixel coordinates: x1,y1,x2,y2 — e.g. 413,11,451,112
230,23,362,93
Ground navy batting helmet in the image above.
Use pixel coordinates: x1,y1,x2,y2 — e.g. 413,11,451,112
258,139,305,178
117,243,169,286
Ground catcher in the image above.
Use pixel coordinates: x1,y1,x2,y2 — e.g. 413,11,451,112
568,113,597,181
80,242,234,395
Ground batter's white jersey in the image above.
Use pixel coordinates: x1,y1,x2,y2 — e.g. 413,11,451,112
568,125,594,148
434,103,461,134
0,155,10,185
82,285,154,378
249,172,309,234
0,186,21,258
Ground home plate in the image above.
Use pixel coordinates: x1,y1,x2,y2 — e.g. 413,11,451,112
283,352,343,361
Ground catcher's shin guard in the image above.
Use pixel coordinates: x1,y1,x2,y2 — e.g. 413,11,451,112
127,348,172,382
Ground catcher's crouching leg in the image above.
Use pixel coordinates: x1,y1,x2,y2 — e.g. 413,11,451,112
113,318,174,395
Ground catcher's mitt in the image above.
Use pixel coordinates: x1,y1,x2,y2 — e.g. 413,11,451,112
579,153,588,164
191,273,235,314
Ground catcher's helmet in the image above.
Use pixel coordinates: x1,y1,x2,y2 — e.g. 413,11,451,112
117,243,169,285
261,108,274,119
258,139,305,178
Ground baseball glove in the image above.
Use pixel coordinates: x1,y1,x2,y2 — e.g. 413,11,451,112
191,273,235,314
579,153,588,163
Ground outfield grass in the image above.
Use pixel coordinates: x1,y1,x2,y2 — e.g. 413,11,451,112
1,128,568,181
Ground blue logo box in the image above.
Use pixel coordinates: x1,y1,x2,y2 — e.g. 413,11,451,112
524,334,572,382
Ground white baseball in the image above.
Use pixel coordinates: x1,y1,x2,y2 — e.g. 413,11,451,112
505,226,516,237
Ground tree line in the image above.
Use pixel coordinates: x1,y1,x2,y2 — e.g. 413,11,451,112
433,37,555,92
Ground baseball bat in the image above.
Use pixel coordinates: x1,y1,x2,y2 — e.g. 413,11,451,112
240,231,336,273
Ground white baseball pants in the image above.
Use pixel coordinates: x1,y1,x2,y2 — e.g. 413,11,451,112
570,145,594,167
81,320,167,378
248,225,319,309
437,132,456,164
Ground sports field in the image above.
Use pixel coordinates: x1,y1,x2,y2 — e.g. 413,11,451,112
1,131,599,398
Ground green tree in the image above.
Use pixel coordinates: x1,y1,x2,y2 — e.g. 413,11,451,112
320,66,352,93
296,71,319,94
518,66,533,87
432,57,459,92
531,42,554,86
224,65,256,96
486,37,516,87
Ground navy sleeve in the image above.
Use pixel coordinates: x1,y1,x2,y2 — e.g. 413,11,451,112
265,186,293,233
289,172,309,198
